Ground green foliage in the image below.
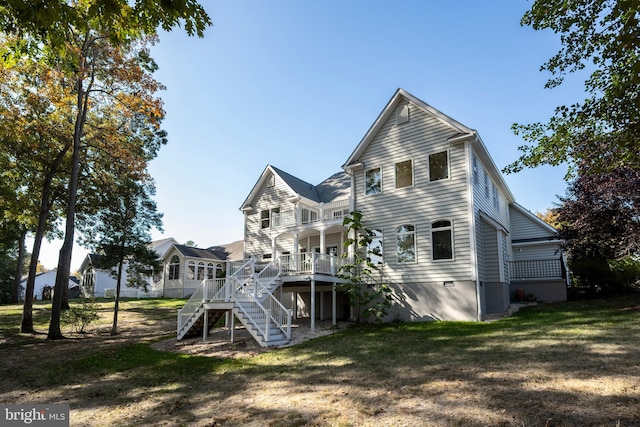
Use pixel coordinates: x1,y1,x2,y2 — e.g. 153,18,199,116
337,211,393,323
504,0,640,176
62,299,100,333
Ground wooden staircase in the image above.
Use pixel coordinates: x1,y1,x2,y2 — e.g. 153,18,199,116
177,257,292,347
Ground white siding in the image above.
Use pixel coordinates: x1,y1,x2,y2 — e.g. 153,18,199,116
510,205,555,241
244,172,295,258
348,100,479,320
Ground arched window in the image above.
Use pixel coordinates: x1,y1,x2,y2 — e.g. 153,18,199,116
396,224,416,263
432,220,453,260
206,263,215,280
168,255,180,280
196,262,205,280
216,263,224,278
186,260,195,280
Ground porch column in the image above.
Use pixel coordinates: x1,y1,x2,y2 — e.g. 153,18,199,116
311,279,316,331
293,233,299,270
320,229,326,255
271,236,276,259
332,282,337,326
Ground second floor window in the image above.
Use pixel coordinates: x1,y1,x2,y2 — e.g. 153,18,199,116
395,159,413,188
365,167,382,195
261,207,280,229
168,255,180,280
429,151,449,181
396,224,416,263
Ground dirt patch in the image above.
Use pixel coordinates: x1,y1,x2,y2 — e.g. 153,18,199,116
152,319,349,358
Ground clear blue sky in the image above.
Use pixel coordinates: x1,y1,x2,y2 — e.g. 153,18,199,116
37,0,584,271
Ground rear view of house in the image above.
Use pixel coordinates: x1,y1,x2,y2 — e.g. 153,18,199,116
177,88,569,345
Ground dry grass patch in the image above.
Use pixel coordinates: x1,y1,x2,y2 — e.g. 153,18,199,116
1,296,640,426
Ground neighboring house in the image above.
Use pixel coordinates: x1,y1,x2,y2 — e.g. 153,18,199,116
19,270,80,301
177,88,570,346
159,244,227,298
79,237,180,298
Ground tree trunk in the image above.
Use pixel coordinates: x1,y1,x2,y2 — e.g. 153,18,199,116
21,143,70,333
111,258,124,336
48,59,90,340
13,227,26,304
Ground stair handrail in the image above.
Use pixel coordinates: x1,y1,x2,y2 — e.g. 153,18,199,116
177,279,207,334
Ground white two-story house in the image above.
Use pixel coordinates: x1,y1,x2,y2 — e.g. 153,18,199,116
177,89,568,346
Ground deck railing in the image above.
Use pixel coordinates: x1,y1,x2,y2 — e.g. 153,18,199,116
270,198,351,230
510,258,565,280
277,252,347,276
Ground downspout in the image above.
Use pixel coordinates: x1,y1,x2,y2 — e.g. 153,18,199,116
465,139,482,321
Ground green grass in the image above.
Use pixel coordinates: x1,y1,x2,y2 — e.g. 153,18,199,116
2,295,640,426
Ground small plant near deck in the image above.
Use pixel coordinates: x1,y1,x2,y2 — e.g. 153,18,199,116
337,210,393,323
62,298,100,333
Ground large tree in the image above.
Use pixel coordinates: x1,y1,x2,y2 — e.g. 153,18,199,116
0,1,211,340
556,161,640,294
504,0,640,175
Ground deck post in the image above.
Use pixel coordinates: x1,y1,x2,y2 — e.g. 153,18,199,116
320,291,325,321
203,309,208,341
311,279,316,331
332,283,337,326
230,310,235,343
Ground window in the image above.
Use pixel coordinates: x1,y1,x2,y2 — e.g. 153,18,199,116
395,159,413,188
301,208,318,224
396,104,409,124
186,260,195,280
367,228,383,265
484,170,490,198
326,246,338,256
206,262,215,279
168,255,180,280
196,262,205,281
472,155,478,185
429,151,449,181
432,220,453,260
267,173,275,187
492,183,500,211
365,167,382,195
215,263,224,278
396,225,416,263
261,207,280,229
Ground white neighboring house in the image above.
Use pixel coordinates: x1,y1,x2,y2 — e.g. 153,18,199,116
79,238,179,298
19,270,80,301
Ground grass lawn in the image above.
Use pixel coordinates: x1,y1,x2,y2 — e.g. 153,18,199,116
1,296,639,426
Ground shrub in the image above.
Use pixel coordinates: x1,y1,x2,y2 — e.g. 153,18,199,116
62,299,100,333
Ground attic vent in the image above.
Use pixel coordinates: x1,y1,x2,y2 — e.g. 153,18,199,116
396,105,409,124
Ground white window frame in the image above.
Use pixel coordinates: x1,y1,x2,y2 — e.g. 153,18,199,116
168,255,180,280
428,150,450,182
367,228,384,265
395,158,414,189
431,220,454,261
396,224,417,264
365,166,382,195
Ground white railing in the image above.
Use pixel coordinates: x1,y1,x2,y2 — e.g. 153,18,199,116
269,199,351,230
278,252,346,276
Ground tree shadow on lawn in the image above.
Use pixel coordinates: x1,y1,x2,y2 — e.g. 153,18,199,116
2,296,639,426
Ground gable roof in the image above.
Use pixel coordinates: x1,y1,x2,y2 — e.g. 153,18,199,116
342,88,515,203
343,88,474,169
510,202,559,235
240,165,349,210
